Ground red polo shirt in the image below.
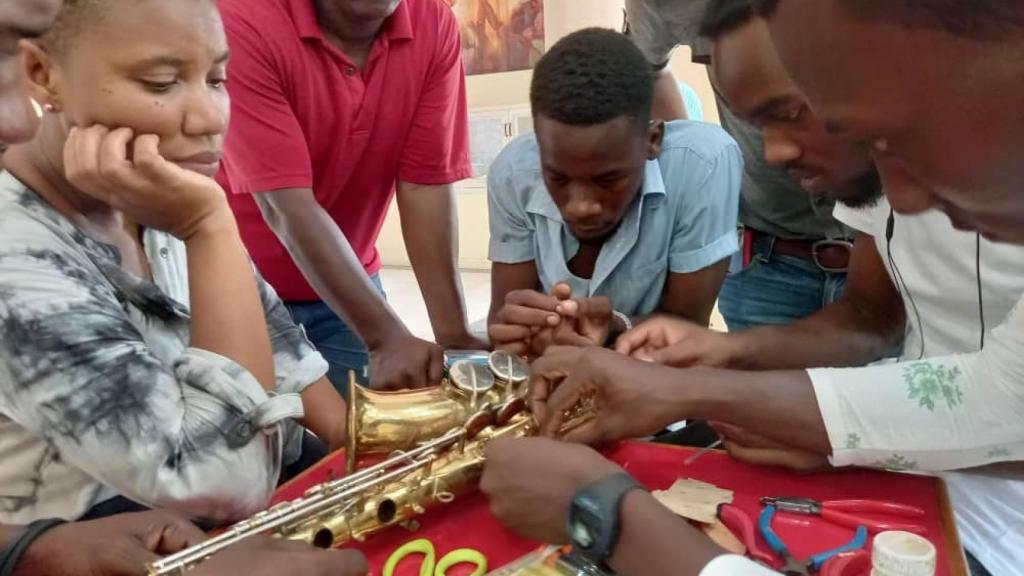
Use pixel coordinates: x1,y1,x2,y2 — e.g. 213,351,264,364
217,0,472,301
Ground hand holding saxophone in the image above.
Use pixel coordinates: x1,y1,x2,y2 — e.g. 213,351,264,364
528,346,683,445
480,437,624,544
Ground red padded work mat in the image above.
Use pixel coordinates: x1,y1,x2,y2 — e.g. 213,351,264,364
273,442,966,576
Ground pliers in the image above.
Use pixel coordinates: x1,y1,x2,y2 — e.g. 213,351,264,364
759,505,868,574
760,496,926,534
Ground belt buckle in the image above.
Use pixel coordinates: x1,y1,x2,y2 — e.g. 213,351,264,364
812,239,853,273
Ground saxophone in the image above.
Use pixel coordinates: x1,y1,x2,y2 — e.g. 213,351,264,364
148,352,582,575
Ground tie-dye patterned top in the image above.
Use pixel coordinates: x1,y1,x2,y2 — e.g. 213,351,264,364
0,171,329,524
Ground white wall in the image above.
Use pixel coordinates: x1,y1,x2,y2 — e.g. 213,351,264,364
377,0,718,270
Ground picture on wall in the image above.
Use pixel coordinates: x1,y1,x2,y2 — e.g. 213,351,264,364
445,0,545,76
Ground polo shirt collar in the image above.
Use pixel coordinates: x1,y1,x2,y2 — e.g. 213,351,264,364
525,158,667,222
290,0,414,42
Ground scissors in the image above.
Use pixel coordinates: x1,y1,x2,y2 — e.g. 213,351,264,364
384,538,488,576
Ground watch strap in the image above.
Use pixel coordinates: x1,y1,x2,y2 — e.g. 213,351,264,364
567,473,644,569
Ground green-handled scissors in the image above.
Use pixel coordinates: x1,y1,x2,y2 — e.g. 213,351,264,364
384,538,488,576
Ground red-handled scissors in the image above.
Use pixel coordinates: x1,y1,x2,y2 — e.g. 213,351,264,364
760,497,926,535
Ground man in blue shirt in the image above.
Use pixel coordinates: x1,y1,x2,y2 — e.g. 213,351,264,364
487,28,742,357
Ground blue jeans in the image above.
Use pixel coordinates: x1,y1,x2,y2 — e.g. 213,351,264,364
718,238,847,332
285,274,385,398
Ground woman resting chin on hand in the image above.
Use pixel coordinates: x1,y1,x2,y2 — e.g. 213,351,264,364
0,0,347,526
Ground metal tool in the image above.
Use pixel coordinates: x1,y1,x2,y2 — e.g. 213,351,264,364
683,439,723,466
759,505,868,574
760,496,927,534
717,504,776,566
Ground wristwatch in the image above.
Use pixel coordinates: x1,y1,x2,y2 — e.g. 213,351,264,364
566,473,644,570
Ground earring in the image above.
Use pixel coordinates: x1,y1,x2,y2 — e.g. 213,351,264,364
42,103,57,114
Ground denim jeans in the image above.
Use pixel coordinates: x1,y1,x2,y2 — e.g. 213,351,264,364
718,238,847,331
285,274,385,398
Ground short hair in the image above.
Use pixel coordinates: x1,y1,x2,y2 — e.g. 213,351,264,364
41,0,112,55
699,0,758,40
752,0,1024,40
530,27,654,127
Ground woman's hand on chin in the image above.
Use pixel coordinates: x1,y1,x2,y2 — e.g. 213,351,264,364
64,125,231,241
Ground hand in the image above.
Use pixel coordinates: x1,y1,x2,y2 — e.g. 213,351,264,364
481,437,625,544
711,422,831,473
194,537,368,576
554,287,616,348
368,331,444,390
615,316,740,368
489,287,566,358
529,346,678,444
64,126,231,241
23,510,206,576
437,330,490,352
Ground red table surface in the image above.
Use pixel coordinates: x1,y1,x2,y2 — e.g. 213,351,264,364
273,442,965,576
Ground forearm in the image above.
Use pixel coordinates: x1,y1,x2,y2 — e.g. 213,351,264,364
728,300,903,370
652,69,688,122
656,365,832,454
610,491,722,576
397,183,472,345
260,195,403,347
186,211,275,389
298,378,348,451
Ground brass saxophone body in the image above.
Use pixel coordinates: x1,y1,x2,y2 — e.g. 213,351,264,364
147,352,549,576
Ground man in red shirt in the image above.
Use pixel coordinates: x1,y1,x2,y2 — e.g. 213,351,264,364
218,0,484,392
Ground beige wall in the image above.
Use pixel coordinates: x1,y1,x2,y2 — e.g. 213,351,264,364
378,0,718,270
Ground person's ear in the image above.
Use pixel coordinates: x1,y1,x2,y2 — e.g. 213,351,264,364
20,40,63,115
646,119,665,160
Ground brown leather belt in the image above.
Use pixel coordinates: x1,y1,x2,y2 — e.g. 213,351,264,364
747,229,853,273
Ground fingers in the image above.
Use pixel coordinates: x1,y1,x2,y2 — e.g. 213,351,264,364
709,421,785,450
500,290,561,327
614,324,655,356
551,282,572,301
539,371,585,437
557,296,612,320
527,376,551,425
488,323,533,346
131,133,171,180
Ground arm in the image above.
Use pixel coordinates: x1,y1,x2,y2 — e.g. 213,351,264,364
0,222,294,521
394,7,477,347
611,493,776,576
255,275,347,451
185,214,275,389
724,234,904,369
255,189,404,358
628,235,905,369
488,261,540,326
659,260,730,326
658,127,742,326
396,182,481,348
255,189,441,390
542,297,1024,471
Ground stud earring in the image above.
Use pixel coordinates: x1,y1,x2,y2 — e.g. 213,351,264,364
43,103,58,114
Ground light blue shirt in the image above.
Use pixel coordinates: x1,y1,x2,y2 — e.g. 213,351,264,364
488,120,742,316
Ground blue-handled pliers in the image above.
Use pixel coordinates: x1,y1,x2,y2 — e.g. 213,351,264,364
759,505,869,574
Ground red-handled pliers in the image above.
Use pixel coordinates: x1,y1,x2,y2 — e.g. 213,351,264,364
760,497,927,535
718,504,777,566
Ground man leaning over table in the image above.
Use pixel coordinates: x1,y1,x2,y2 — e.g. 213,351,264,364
218,0,486,394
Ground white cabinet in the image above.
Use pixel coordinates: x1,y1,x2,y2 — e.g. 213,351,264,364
459,105,533,192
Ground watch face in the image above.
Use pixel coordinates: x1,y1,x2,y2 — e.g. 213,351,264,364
569,517,595,549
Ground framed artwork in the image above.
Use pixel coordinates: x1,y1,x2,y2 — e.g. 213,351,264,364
445,0,545,76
